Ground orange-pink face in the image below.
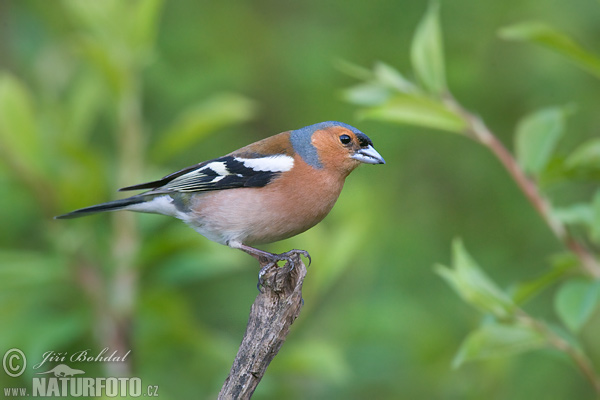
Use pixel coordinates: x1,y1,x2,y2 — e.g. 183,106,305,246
309,124,385,175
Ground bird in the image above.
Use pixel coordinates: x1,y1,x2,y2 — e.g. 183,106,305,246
56,121,385,268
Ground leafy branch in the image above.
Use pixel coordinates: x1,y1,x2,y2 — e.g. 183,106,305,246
436,240,600,393
342,1,600,395
442,95,600,278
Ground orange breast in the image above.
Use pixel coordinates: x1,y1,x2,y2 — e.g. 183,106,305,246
188,154,346,245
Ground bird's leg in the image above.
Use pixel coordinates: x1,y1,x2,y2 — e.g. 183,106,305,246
236,243,311,267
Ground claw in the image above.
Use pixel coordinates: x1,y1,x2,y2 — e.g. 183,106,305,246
257,268,265,292
304,251,312,267
278,249,311,268
256,261,276,292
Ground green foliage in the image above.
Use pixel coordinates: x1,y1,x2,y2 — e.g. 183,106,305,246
437,241,553,369
0,1,257,396
340,60,465,133
436,240,516,319
552,194,600,246
3,1,600,399
555,279,600,333
452,321,547,368
410,1,447,95
343,1,600,395
356,93,466,133
499,21,600,79
340,4,465,135
514,106,571,176
566,138,600,172
510,253,577,305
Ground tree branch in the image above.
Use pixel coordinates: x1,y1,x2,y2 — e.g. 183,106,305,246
517,311,600,395
218,255,307,400
443,94,600,278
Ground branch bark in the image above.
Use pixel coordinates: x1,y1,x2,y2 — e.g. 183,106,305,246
218,255,307,400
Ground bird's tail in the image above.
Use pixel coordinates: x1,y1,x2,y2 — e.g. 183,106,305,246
55,196,147,219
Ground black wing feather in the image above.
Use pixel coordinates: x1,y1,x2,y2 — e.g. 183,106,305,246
119,161,209,191
119,156,280,193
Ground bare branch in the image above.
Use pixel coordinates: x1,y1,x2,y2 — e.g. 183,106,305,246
218,255,307,400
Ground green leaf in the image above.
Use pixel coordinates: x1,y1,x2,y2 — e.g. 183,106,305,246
151,93,257,162
335,59,374,81
411,1,446,95
358,93,466,133
435,239,516,319
552,195,600,244
499,22,600,80
555,279,600,333
510,254,577,305
130,0,164,50
514,106,571,175
566,138,600,171
341,83,393,106
552,203,593,227
452,321,547,368
373,61,417,93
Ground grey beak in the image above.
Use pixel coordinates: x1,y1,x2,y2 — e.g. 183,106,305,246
351,145,386,164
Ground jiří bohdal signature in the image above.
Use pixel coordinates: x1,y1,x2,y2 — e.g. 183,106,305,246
33,348,131,370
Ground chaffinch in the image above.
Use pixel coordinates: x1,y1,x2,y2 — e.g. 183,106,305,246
56,121,385,266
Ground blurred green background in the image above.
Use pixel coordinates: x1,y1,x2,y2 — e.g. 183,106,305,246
1,0,599,399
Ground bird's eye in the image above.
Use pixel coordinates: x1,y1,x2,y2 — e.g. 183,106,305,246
339,134,352,145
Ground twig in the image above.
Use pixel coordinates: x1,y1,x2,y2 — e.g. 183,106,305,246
517,312,600,395
105,86,145,377
443,94,600,278
218,256,307,400
442,94,600,395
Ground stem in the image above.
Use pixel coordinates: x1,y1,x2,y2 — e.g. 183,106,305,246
105,79,145,377
518,312,600,395
444,95,600,278
442,95,600,394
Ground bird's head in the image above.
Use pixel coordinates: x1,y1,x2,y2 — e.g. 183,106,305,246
291,121,385,175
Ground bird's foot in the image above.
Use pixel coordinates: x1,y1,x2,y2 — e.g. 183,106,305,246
255,249,311,292
230,243,311,291
269,249,311,267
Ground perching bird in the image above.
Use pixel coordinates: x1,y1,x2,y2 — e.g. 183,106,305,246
56,121,385,266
